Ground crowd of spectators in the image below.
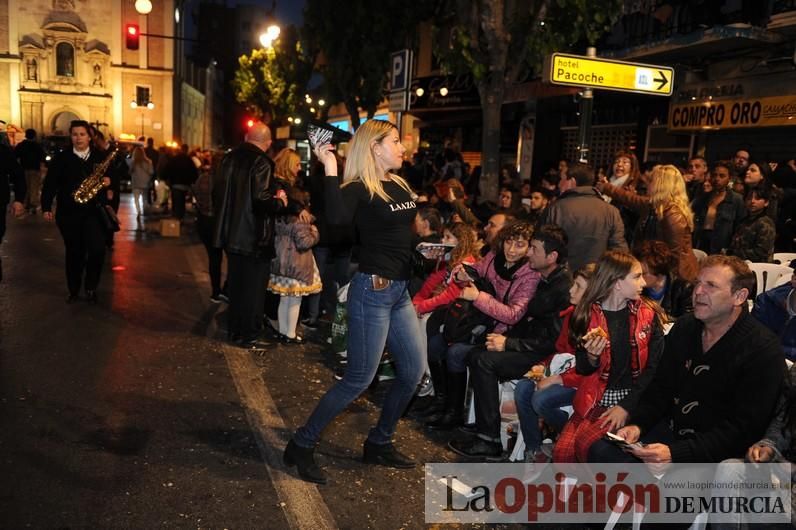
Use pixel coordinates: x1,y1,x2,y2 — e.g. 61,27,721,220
283,141,795,523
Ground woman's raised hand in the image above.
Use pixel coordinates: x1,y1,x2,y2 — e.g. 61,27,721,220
314,144,337,176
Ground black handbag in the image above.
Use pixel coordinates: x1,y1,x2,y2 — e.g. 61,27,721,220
98,204,121,233
442,278,496,344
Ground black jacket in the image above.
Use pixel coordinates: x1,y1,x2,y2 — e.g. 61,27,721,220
692,189,746,254
41,148,107,218
212,142,282,258
630,309,784,462
0,143,25,205
660,276,693,320
504,265,573,356
163,152,198,187
14,139,45,170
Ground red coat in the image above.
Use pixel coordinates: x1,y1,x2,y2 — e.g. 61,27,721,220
571,300,657,417
555,307,585,389
412,255,476,315
527,306,584,389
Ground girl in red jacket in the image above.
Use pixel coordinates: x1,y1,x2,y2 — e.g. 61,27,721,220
413,222,479,316
412,222,478,418
552,250,664,463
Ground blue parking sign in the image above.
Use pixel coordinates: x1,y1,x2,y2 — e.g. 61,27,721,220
390,49,412,92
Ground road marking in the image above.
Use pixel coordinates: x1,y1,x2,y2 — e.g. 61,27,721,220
186,245,338,530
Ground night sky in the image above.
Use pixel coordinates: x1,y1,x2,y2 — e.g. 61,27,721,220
234,0,306,27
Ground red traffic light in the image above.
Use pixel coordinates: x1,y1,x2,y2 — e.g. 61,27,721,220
246,119,255,128
125,24,140,50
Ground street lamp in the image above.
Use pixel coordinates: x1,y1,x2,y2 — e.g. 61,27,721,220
134,0,153,15
259,24,281,48
131,99,155,138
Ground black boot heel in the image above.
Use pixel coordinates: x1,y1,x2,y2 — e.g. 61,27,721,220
283,439,327,484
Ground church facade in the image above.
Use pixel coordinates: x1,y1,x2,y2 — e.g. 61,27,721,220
0,0,174,144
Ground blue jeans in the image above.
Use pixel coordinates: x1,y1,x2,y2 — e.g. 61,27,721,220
515,380,575,452
294,272,425,447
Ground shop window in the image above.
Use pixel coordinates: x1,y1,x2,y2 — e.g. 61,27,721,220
56,42,74,77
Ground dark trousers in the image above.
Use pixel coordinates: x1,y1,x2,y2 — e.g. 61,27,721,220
0,204,6,241
305,246,353,320
196,214,223,295
0,205,6,281
171,187,186,220
468,347,547,440
56,213,107,295
227,252,268,340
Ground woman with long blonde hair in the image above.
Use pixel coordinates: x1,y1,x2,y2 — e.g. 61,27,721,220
284,120,424,484
599,164,698,281
646,165,698,280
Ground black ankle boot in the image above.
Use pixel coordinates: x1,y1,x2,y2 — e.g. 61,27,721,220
362,440,416,469
426,409,464,430
283,439,327,484
425,371,466,431
428,360,446,397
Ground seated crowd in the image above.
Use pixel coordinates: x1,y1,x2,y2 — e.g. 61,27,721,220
392,154,795,485
286,143,795,507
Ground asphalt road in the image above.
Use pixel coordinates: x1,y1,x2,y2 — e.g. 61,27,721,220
0,199,293,528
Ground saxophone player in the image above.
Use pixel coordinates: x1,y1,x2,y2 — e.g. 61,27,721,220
41,120,112,303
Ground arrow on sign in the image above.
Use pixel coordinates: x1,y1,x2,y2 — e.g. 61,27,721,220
655,71,669,91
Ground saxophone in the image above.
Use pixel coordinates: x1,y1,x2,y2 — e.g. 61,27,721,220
72,147,119,204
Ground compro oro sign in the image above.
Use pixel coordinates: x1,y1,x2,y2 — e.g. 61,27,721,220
545,53,674,96
669,95,796,131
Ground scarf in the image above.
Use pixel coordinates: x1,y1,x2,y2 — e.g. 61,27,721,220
494,250,526,281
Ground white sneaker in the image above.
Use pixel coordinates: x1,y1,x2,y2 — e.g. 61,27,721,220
416,372,434,397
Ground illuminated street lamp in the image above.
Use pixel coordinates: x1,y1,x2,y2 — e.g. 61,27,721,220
259,24,281,48
134,0,153,15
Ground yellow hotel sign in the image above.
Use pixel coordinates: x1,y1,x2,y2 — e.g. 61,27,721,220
545,53,674,96
669,95,796,131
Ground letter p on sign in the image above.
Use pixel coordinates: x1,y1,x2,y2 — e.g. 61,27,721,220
390,49,411,92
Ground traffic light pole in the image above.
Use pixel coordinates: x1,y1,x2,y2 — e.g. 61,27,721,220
576,47,596,164
140,32,201,43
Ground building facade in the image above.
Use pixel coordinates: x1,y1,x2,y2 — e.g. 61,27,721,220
0,0,174,144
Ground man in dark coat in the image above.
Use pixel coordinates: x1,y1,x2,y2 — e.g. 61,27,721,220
0,140,26,281
212,121,285,348
590,255,784,465
538,163,627,271
163,144,198,220
14,128,44,213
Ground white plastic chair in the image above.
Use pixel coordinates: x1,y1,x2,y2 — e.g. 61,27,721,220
773,253,796,266
745,261,794,296
773,273,793,289
692,248,707,262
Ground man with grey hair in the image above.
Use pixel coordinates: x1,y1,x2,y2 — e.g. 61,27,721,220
213,121,285,348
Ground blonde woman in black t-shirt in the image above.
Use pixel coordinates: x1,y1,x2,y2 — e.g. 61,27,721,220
284,120,425,485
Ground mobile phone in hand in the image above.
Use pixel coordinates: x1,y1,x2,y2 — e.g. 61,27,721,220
605,431,644,451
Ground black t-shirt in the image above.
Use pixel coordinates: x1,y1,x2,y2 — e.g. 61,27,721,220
325,176,417,280
604,306,632,389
